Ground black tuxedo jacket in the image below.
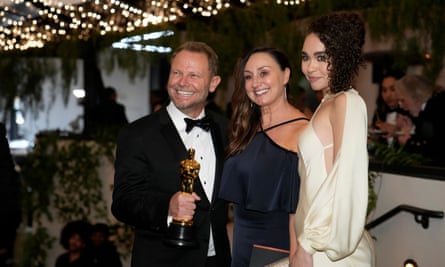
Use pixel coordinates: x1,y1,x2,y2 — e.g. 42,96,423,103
111,107,231,267
0,123,21,230
405,91,445,165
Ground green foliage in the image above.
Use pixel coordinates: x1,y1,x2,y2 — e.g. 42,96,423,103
364,0,445,80
20,134,60,222
18,132,112,265
54,140,108,222
109,222,135,260
371,141,423,165
367,171,379,216
17,226,56,267
0,57,56,121
1,1,444,116
21,133,109,222
367,140,424,215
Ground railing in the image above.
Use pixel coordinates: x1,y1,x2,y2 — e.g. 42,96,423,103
366,204,444,230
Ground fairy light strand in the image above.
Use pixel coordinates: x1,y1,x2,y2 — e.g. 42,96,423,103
0,0,305,52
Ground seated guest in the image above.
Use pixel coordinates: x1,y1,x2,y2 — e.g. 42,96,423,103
395,74,445,165
90,223,122,267
370,71,407,146
55,221,94,267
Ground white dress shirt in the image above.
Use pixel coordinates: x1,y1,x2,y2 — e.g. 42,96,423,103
166,102,216,256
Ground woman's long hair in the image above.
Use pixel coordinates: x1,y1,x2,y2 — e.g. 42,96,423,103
226,47,292,157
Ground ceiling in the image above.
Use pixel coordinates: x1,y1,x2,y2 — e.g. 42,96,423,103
0,0,304,52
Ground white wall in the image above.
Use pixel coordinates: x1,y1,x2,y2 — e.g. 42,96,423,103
13,59,84,143
99,54,150,123
368,173,445,266
5,52,150,148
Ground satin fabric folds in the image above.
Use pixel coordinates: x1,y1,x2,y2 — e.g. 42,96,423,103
295,89,375,266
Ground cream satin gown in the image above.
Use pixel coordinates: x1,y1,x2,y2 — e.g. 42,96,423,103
295,89,375,266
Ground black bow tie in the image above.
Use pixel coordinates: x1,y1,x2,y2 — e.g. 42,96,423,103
184,117,211,133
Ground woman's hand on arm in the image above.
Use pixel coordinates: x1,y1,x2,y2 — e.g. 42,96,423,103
289,214,298,256
290,245,313,267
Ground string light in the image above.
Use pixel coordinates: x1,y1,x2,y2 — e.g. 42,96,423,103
0,0,305,52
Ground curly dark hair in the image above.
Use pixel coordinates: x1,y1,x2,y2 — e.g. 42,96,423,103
308,12,365,93
226,47,292,157
60,220,92,250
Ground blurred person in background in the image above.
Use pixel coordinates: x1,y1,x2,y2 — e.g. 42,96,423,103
0,122,21,267
92,86,129,137
395,74,445,165
90,223,122,267
55,220,94,267
369,71,408,146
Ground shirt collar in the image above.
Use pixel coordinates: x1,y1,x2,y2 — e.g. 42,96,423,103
166,102,206,132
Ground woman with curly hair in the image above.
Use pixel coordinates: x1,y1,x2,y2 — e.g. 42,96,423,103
290,12,375,267
55,220,94,267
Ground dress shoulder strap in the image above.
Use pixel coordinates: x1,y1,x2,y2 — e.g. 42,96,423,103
263,117,309,132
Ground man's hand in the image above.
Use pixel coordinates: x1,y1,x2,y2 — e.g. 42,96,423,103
168,192,201,221
396,115,413,145
375,120,397,138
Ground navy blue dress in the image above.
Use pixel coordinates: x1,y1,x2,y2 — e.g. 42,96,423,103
219,118,306,267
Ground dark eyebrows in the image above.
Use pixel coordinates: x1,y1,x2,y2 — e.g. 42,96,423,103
314,51,327,56
258,65,272,70
244,65,272,72
301,51,327,56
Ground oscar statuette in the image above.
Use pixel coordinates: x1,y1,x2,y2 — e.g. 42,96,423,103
164,148,200,247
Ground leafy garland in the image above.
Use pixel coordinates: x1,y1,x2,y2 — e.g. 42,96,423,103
366,140,424,216
0,1,444,117
364,0,445,79
3,2,441,260
18,133,113,267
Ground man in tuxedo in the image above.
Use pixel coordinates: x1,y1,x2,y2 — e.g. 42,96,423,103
395,74,445,165
91,86,129,137
111,41,231,267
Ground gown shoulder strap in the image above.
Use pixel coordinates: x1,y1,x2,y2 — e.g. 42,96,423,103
263,117,309,132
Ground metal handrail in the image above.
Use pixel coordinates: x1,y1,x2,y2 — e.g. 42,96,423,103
366,204,444,230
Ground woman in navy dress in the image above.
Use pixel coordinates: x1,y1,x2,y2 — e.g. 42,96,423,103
219,47,309,267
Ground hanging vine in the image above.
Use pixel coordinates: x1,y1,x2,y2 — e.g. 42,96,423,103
364,0,445,79
0,1,444,117
18,133,111,267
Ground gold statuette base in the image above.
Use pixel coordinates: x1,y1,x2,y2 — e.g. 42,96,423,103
164,219,198,247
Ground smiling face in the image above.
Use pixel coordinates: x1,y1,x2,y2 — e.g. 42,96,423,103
301,33,330,94
167,50,221,118
243,52,290,108
397,91,423,117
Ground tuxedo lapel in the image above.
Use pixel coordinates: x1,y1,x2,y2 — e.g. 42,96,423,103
158,108,188,163
208,115,226,203
158,107,211,205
